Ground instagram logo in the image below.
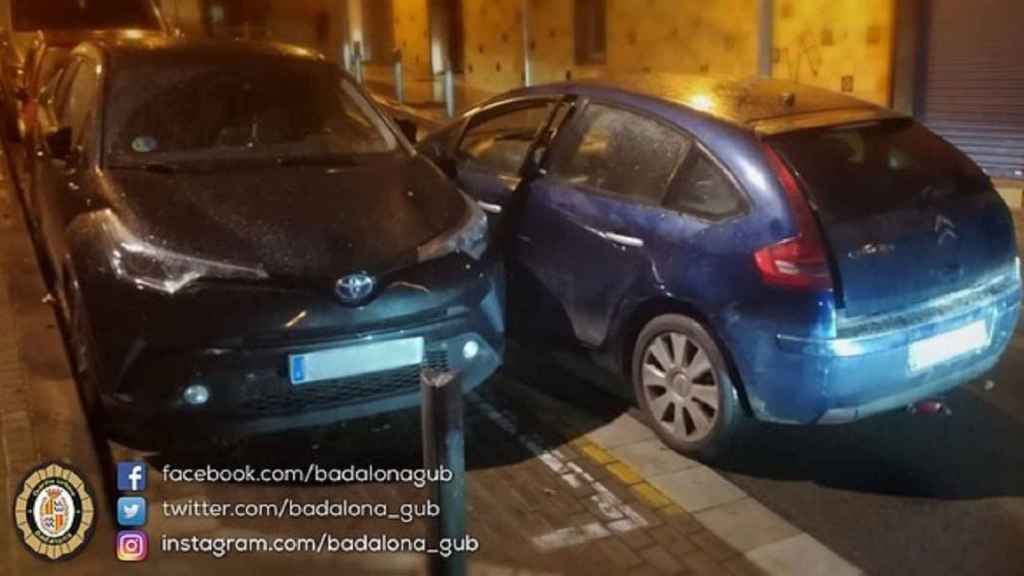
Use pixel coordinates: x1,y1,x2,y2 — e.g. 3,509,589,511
116,530,149,562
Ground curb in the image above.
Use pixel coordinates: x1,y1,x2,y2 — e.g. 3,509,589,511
577,415,863,576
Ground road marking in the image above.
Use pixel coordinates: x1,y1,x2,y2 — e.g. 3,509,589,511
466,392,650,552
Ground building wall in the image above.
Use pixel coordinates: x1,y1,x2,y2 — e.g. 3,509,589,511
393,0,432,79
463,0,526,92
605,0,759,77
772,0,895,105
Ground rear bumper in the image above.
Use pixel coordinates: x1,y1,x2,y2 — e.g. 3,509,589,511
740,280,1020,425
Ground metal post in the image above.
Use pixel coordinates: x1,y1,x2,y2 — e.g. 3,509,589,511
758,0,775,78
444,66,456,119
521,0,533,87
394,49,405,104
353,42,364,85
420,369,466,576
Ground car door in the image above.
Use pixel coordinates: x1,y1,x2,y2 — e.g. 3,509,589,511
33,56,99,267
450,98,563,234
514,101,694,347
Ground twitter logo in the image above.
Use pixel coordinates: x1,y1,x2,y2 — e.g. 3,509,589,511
117,496,147,527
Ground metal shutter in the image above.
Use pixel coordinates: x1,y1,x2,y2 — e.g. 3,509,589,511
920,0,1024,179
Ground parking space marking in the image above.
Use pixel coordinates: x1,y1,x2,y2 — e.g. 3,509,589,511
467,393,650,552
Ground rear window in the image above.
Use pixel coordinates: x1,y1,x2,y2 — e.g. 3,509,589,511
769,119,991,224
13,0,161,31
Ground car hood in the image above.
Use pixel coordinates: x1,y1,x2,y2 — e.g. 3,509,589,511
105,155,465,279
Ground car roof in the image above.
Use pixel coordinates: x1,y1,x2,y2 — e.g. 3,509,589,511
509,73,901,133
80,36,326,67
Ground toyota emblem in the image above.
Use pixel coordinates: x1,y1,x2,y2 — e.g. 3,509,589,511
335,273,376,304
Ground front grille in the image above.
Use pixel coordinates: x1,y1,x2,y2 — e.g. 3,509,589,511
232,350,448,418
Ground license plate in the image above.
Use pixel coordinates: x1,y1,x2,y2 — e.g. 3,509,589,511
289,337,425,385
908,321,989,373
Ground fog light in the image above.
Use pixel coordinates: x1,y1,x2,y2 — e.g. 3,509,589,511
183,384,210,406
462,340,480,361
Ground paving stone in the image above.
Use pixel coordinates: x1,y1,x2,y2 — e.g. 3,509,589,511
620,527,656,551
695,498,801,554
640,545,686,574
597,537,646,570
611,438,702,477
745,533,863,576
689,530,741,562
648,467,747,513
632,482,674,509
683,550,733,576
588,414,656,449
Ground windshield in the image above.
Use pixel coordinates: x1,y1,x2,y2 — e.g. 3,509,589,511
105,58,400,167
12,0,162,31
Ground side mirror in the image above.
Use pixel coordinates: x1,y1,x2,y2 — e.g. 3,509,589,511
395,118,418,143
46,126,72,160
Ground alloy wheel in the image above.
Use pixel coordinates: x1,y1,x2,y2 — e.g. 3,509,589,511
641,331,720,442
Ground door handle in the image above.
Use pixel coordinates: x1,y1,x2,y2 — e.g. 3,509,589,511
604,232,645,248
478,201,503,215
583,225,645,248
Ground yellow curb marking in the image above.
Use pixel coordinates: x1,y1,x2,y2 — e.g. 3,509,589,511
631,482,673,509
580,444,615,465
606,462,644,485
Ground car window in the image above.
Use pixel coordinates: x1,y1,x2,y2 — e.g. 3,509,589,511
547,103,690,204
457,101,555,175
63,59,100,144
664,149,745,219
106,60,397,164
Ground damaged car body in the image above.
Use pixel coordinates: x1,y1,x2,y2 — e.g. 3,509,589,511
25,38,505,445
419,75,1021,458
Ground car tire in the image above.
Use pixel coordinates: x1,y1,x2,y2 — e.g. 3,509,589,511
63,267,104,420
632,314,743,461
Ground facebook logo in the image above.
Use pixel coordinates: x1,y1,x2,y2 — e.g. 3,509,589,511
117,462,147,492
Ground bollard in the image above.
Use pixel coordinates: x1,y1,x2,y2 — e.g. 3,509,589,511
420,369,466,576
444,67,456,119
394,56,405,104
353,42,364,85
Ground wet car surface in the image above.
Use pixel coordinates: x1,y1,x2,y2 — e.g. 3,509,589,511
418,75,1022,459
22,38,504,446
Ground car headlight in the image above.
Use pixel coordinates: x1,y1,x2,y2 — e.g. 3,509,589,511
92,210,268,294
417,192,489,263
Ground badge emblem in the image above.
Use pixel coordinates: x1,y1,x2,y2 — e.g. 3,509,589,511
13,462,96,561
335,273,376,304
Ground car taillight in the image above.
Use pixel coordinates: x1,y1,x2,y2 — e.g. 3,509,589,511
755,144,833,291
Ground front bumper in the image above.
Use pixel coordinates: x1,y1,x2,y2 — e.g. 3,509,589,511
738,277,1020,425
87,253,505,440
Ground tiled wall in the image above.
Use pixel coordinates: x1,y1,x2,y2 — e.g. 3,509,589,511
393,0,433,78
773,0,895,105
159,0,897,107
462,0,527,92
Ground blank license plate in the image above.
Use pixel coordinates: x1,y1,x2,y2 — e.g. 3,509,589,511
908,321,989,373
289,337,425,385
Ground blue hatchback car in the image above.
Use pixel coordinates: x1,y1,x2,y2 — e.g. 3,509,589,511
418,75,1021,458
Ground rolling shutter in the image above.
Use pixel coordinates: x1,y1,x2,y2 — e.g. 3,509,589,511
920,0,1024,179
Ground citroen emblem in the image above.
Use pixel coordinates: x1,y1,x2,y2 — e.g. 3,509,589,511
935,214,959,246
335,273,376,304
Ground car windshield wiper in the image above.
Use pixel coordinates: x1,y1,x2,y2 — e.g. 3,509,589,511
107,161,199,174
274,154,368,168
